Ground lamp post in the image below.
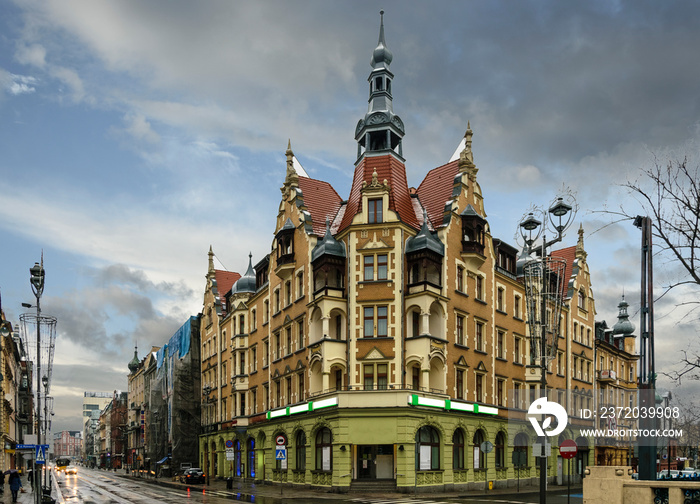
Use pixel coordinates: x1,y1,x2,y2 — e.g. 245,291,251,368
518,195,575,504
30,260,45,504
42,375,49,490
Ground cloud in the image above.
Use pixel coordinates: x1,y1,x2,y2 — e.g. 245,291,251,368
14,42,46,68
0,68,37,95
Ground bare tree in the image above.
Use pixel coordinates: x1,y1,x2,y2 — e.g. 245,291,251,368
624,157,699,295
604,157,699,382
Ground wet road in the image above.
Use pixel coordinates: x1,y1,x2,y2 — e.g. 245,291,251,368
54,468,582,504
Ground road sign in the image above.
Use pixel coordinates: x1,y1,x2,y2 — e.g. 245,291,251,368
480,441,494,453
16,444,35,450
275,434,287,446
275,447,287,460
225,440,234,449
533,441,552,457
36,445,46,464
559,439,577,459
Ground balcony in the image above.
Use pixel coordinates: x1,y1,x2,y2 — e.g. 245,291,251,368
274,253,295,279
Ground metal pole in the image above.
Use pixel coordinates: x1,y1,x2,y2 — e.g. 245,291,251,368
35,294,42,504
540,241,547,504
568,458,571,504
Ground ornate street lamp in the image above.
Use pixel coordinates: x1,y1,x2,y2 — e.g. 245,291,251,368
517,194,576,504
31,259,45,504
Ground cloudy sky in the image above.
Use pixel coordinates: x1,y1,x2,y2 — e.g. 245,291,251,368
1,0,699,434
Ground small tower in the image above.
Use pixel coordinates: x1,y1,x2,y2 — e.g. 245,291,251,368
128,346,140,374
354,10,405,162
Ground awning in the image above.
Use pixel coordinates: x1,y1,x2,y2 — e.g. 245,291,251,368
156,456,169,465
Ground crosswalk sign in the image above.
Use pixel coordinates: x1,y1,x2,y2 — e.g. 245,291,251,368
36,445,46,464
275,447,286,460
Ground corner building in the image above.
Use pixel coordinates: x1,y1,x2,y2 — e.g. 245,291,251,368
200,13,596,492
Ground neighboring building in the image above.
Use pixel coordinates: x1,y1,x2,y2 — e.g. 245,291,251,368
140,317,201,477
594,296,639,467
197,13,598,493
0,309,30,471
81,391,112,463
53,430,82,459
109,391,128,469
126,345,160,472
83,410,100,467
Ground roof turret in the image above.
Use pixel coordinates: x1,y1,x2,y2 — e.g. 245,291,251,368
230,253,256,294
312,220,346,263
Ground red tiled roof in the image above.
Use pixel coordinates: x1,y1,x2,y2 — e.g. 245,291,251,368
551,245,576,297
298,177,343,236
338,155,419,232
415,160,460,229
215,270,241,298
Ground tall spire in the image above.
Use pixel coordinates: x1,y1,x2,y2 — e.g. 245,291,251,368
355,10,405,162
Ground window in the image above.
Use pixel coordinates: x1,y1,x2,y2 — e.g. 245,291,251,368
497,287,504,312
240,353,245,375
514,296,521,318
368,198,383,223
514,337,522,364
286,327,292,355
247,438,256,478
412,311,420,337
252,389,257,414
298,373,305,401
457,265,464,292
239,314,245,335
239,392,246,416
497,378,505,406
251,309,257,330
412,365,420,391
578,290,586,310
364,255,374,281
473,429,486,469
315,428,332,472
377,254,388,280
274,290,280,313
252,347,257,372
364,364,374,390
514,382,522,409
363,307,374,337
264,300,270,323
497,330,505,358
377,306,388,337
363,363,388,390
296,431,306,471
297,320,304,349
453,429,465,470
286,377,292,404
416,426,440,471
275,333,280,360
495,432,505,468
475,321,484,351
456,369,464,400
476,276,484,301
334,369,343,391
476,374,484,403
285,280,292,306
363,306,388,337
297,271,304,298
456,315,465,346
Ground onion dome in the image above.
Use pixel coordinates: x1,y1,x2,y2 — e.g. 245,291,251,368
612,295,635,336
312,220,346,263
370,10,393,70
406,210,444,256
128,346,140,373
231,253,256,294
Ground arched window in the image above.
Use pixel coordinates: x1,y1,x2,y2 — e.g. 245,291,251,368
416,426,440,471
495,432,506,468
247,438,255,478
513,433,529,468
234,440,242,476
296,430,307,471
315,427,332,472
472,429,486,470
452,429,465,469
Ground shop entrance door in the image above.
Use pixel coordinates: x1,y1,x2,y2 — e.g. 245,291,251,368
357,445,394,480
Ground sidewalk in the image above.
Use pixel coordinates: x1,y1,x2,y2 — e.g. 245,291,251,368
110,467,582,502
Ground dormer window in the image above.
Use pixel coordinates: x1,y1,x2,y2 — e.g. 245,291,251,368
368,198,383,223
461,205,486,256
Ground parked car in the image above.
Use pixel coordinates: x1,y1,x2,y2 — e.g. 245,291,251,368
180,468,205,484
65,466,78,475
